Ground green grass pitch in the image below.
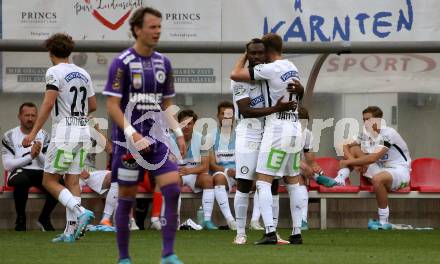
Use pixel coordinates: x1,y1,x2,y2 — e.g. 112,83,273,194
1,229,439,264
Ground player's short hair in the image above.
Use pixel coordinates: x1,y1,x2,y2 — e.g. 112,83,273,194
298,106,309,121
43,33,75,58
262,33,283,54
18,102,37,114
217,101,234,114
362,106,383,118
246,38,264,51
129,7,162,39
178,109,198,123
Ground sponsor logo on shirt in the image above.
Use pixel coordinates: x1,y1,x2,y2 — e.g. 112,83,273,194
65,72,89,83
250,95,264,106
280,70,298,82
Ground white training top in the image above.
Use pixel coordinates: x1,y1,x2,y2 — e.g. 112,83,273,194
231,80,265,141
1,126,50,171
355,127,411,166
45,63,95,142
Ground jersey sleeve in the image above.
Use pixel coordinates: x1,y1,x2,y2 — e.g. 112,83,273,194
163,57,176,99
45,67,60,91
252,63,278,80
232,81,250,102
103,57,125,98
378,129,394,149
85,72,95,98
1,132,14,156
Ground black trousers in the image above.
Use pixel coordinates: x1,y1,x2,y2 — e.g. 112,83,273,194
8,168,59,221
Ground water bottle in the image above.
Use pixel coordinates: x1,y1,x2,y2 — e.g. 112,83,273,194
196,206,204,225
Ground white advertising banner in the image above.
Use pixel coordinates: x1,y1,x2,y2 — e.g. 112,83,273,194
2,0,221,41
2,52,221,93
222,0,439,42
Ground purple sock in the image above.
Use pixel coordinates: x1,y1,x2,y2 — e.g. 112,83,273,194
160,183,180,258
116,197,134,260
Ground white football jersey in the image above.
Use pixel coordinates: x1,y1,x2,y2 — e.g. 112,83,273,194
45,63,95,142
253,59,300,108
231,80,265,141
1,126,50,170
355,127,411,166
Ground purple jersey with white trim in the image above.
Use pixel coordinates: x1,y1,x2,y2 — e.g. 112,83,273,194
103,48,175,146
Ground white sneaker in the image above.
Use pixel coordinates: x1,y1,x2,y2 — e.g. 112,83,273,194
250,220,264,230
150,217,162,230
228,219,237,231
233,234,247,245
334,176,346,186
276,233,290,245
129,217,139,231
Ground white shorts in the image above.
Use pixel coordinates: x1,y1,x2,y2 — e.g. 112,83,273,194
79,170,110,194
235,135,260,181
44,141,87,175
256,120,302,177
181,174,202,193
365,163,410,190
213,171,236,192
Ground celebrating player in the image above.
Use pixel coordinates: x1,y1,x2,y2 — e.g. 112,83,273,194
230,38,298,244
231,33,305,245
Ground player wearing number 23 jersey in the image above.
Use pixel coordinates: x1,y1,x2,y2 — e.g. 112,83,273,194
44,62,95,174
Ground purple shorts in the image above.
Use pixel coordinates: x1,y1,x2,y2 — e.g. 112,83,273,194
111,141,178,185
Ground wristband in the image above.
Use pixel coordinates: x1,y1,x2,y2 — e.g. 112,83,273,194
124,125,137,138
173,127,183,137
224,168,229,176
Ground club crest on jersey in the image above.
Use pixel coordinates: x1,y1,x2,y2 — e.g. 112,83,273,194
155,70,166,84
240,166,249,174
132,73,142,89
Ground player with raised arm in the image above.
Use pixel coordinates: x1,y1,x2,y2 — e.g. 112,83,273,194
231,33,306,245
334,106,411,230
22,33,96,243
230,38,298,245
103,7,184,264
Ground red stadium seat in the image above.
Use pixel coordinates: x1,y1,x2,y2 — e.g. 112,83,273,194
311,157,359,193
411,158,440,193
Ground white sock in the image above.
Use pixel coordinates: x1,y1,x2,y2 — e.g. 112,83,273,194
177,194,181,226
337,168,350,180
234,191,249,236
272,195,280,229
301,188,309,223
251,191,261,222
202,189,215,221
256,181,275,234
65,207,77,235
378,207,389,225
102,182,118,220
287,184,307,235
215,185,234,222
58,188,84,217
